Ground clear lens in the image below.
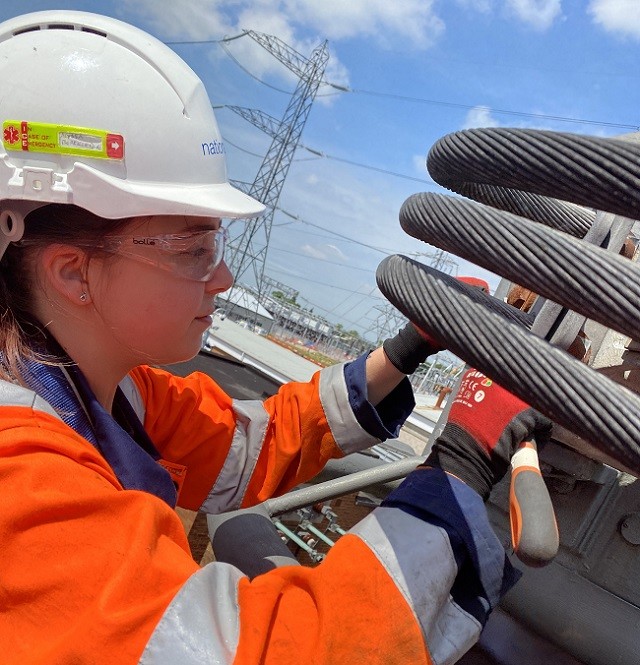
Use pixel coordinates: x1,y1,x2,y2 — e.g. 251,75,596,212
104,227,228,281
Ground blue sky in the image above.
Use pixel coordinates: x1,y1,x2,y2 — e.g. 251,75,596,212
1,0,639,340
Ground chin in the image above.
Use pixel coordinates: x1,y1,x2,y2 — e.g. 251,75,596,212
143,338,202,367
169,349,200,365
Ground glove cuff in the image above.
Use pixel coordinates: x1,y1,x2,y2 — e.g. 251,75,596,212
383,322,438,375
425,423,500,501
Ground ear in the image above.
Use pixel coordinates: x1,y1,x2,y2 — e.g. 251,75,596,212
39,244,90,305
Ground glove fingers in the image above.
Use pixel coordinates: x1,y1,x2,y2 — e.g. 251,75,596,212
493,408,553,470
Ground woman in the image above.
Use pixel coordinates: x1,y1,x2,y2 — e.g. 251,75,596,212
0,10,549,664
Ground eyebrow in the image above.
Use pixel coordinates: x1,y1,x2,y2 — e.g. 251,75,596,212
184,218,222,231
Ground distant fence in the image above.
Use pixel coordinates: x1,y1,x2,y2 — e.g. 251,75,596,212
409,353,466,396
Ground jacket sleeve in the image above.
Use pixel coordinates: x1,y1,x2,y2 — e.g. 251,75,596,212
0,404,512,665
142,468,516,665
128,364,396,512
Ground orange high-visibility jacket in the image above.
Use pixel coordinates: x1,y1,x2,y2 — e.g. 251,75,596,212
0,363,509,664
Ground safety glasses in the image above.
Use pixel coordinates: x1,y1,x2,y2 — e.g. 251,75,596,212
94,227,228,282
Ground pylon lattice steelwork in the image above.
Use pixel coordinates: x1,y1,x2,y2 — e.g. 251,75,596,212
224,31,329,309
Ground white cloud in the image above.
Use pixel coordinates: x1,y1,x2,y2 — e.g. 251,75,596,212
282,0,445,48
300,244,329,260
413,154,428,175
118,0,446,100
326,244,348,260
504,0,562,30
455,0,562,29
118,0,233,40
455,0,494,12
461,105,500,129
118,0,348,96
588,0,640,39
300,243,349,261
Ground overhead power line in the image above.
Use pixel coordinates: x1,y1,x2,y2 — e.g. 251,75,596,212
267,266,379,297
224,136,264,159
343,88,639,131
269,246,371,272
219,41,292,94
274,206,457,275
224,126,439,185
165,35,639,131
298,145,437,184
275,207,390,254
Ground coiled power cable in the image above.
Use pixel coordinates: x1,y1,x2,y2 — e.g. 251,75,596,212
377,127,640,476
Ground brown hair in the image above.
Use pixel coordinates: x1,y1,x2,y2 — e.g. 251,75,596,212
0,203,133,382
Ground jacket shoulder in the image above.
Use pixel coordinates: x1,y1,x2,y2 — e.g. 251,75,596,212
0,379,61,420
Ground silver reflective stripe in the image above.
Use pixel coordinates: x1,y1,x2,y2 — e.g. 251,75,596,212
119,374,146,422
319,363,380,455
139,563,242,664
0,379,60,420
351,507,481,665
199,399,269,514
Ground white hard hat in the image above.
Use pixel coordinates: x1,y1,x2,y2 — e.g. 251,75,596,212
0,10,265,223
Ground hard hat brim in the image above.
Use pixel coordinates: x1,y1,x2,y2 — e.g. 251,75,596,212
67,163,266,220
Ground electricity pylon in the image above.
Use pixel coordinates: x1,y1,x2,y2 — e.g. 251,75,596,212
223,32,329,308
367,302,409,347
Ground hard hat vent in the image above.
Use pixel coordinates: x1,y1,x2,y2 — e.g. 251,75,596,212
80,27,107,37
13,26,40,36
13,23,107,38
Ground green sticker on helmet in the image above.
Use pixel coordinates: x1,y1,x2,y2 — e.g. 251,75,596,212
2,121,124,160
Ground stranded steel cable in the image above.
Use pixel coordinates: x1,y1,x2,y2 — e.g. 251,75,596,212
376,255,640,476
427,128,640,221
399,192,640,341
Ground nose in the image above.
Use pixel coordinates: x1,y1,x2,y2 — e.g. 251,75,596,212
205,259,234,293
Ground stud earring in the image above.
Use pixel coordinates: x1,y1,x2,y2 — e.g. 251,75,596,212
80,292,87,302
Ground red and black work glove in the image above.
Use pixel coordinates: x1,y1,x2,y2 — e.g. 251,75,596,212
383,276,490,375
425,368,552,500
